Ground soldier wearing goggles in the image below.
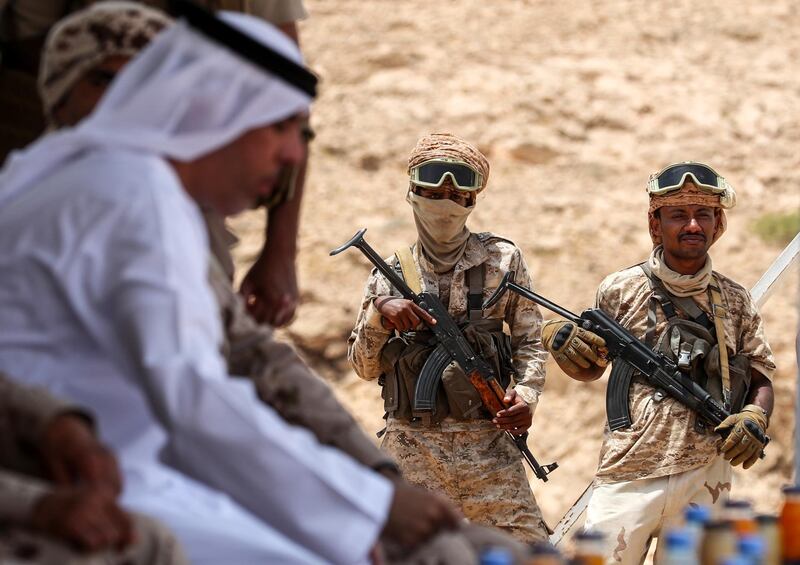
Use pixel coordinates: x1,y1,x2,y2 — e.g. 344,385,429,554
542,161,775,564
348,133,551,542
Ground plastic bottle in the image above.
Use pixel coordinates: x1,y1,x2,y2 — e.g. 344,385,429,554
737,535,765,565
723,500,758,538
720,558,750,565
701,521,737,565
662,529,699,565
526,541,563,565
480,546,514,565
572,530,605,565
780,485,800,565
754,515,780,565
685,506,712,549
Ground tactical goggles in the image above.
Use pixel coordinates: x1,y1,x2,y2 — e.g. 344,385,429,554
409,159,483,192
647,162,736,208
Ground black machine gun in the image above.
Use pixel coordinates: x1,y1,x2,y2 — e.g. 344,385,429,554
484,273,769,452
331,229,558,481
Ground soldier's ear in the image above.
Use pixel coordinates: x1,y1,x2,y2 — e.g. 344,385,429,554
648,211,662,238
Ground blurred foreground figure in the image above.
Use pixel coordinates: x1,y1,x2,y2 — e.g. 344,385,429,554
0,0,310,327
544,163,775,563
0,372,187,564
348,133,550,541
0,4,527,563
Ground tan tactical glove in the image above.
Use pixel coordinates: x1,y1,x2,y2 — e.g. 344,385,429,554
541,319,607,373
714,404,769,469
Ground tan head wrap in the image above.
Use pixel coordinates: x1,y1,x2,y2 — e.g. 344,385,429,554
38,2,172,125
407,132,490,193
648,181,728,247
406,133,488,273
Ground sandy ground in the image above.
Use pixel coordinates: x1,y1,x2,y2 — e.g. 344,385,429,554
230,0,800,535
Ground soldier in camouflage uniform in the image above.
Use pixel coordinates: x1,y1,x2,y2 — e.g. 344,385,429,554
543,162,775,564
0,372,187,564
348,133,550,541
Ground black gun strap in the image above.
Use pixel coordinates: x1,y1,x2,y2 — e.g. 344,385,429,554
639,263,715,346
467,263,485,322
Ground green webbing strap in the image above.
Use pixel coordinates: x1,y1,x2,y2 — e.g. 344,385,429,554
709,277,732,411
395,246,422,295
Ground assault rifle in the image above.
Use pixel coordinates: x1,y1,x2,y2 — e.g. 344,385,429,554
484,272,770,447
331,229,558,482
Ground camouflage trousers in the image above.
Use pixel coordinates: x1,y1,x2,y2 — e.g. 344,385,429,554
0,514,188,565
381,421,548,542
585,456,731,565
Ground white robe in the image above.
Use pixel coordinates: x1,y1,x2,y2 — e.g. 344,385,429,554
0,149,393,564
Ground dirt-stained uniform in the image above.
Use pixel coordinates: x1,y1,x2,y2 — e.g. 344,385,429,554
584,265,776,563
0,373,187,565
348,232,549,541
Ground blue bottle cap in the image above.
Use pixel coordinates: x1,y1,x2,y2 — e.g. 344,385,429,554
738,535,765,557
574,529,605,541
665,529,693,550
684,505,711,524
480,547,513,565
723,499,753,509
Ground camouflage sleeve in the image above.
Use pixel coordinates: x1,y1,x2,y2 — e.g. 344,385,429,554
347,267,395,382
210,261,395,471
504,250,547,413
595,273,619,315
0,372,92,472
0,468,51,525
738,292,777,380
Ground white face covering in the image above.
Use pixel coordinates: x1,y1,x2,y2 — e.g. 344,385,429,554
407,191,474,274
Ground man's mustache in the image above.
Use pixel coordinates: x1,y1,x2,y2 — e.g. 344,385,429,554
679,233,707,241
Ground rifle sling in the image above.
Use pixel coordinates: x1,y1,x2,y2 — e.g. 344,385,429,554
640,262,715,344
395,246,422,295
709,279,732,410
467,263,485,321
639,263,732,410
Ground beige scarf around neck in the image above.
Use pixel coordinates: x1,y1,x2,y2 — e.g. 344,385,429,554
648,245,713,297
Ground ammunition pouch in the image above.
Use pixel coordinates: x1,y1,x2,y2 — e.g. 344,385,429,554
643,268,751,433
378,319,514,424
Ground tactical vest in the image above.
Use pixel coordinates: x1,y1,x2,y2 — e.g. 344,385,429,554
378,247,516,425
640,263,751,433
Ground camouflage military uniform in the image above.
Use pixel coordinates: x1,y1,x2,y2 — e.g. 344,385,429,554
348,232,549,541
584,265,776,564
0,373,187,565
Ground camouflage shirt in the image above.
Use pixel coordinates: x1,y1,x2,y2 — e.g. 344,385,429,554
347,232,547,425
594,264,776,484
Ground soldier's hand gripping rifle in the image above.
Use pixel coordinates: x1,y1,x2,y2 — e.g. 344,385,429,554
331,229,558,482
484,272,770,452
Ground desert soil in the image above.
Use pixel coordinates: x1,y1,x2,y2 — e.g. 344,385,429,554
230,0,800,532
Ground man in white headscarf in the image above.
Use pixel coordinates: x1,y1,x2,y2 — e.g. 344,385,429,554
0,5,473,563
348,133,551,541
542,162,775,563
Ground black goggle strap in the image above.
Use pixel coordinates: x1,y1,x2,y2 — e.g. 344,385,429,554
171,0,318,98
